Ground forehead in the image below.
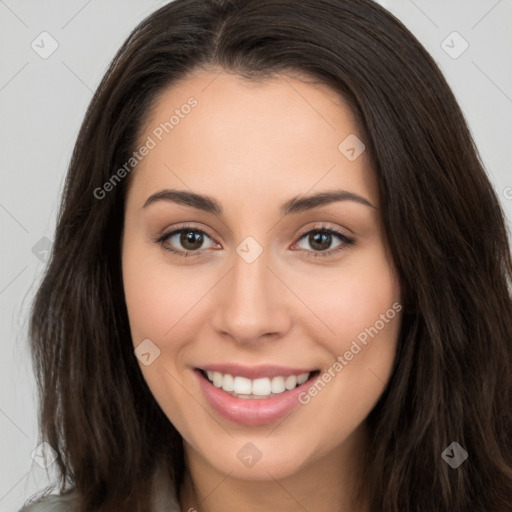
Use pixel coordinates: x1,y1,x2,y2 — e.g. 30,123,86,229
126,68,378,212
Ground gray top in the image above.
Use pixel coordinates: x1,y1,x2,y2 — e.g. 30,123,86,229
18,467,181,512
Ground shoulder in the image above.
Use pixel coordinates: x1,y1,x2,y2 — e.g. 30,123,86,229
18,466,180,512
18,491,79,512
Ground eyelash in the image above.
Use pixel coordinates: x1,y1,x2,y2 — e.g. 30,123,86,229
154,223,356,259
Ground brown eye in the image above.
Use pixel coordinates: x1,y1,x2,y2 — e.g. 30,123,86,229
307,231,334,251
179,230,205,251
294,226,355,258
156,226,218,257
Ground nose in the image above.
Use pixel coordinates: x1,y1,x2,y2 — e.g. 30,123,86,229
211,247,292,346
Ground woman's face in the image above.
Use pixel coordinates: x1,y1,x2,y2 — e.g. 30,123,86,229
122,68,402,481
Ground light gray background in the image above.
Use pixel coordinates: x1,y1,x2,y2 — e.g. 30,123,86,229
1,1,511,510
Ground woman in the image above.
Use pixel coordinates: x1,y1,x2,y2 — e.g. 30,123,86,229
21,0,512,511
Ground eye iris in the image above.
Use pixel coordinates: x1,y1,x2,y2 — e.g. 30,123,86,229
181,230,203,250
310,231,331,251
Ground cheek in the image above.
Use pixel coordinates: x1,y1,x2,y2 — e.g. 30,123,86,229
296,244,401,351
122,244,198,428
297,247,402,422
333,271,399,350
122,240,203,345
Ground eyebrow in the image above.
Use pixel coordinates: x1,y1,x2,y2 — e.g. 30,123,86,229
142,188,376,215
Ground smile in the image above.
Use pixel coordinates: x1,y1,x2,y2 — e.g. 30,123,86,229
194,365,321,426
202,370,312,398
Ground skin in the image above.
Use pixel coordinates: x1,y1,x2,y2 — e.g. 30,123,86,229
122,67,403,512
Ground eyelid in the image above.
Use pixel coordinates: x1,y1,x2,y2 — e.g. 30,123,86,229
295,221,352,240
155,222,355,258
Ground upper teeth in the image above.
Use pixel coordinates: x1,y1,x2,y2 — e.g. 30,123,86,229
206,371,310,397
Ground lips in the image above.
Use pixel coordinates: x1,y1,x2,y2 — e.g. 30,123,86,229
194,365,320,426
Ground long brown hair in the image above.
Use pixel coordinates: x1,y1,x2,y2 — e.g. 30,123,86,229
27,0,512,510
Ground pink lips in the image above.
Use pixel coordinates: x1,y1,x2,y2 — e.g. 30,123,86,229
194,365,319,427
